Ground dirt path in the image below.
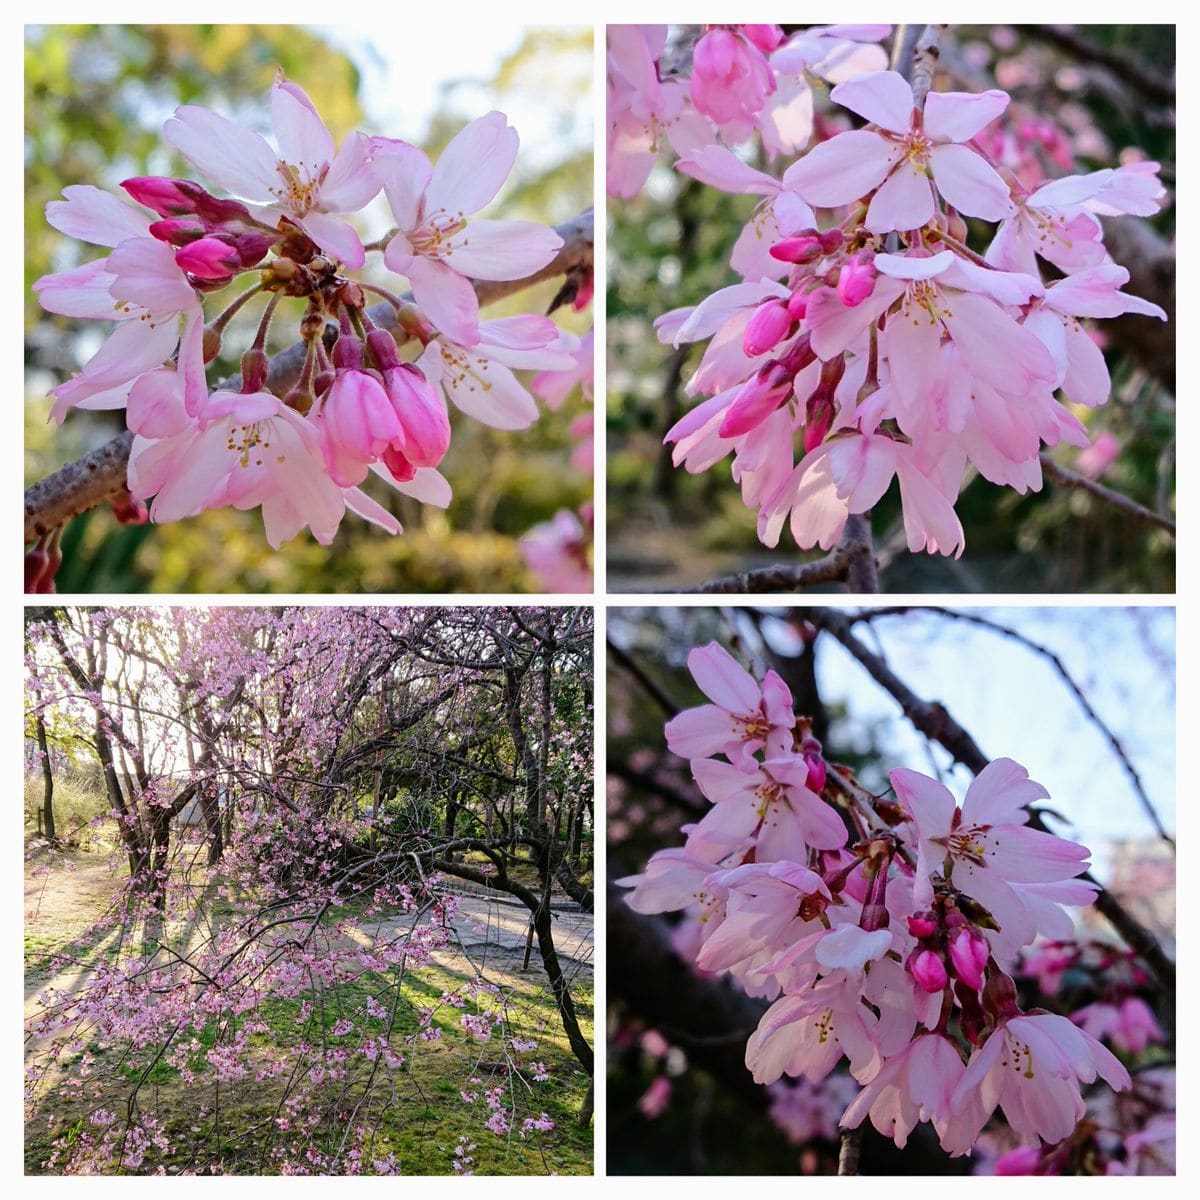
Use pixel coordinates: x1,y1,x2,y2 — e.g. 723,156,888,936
25,860,593,1045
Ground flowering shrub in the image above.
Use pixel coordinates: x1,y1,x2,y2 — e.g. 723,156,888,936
30,75,586,572
607,25,1172,579
618,640,1169,1166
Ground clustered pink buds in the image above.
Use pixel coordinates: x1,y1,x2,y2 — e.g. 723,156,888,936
621,643,1139,1160
33,75,580,555
611,26,1170,560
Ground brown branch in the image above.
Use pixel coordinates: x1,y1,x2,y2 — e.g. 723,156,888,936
838,1127,862,1175
1039,453,1175,536
804,607,1176,998
856,606,1175,848
25,211,594,542
1021,25,1175,107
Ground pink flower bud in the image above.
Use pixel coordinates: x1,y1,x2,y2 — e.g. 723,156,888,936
910,949,948,993
836,253,877,308
786,290,808,321
149,217,206,246
742,300,794,357
947,928,990,991
122,176,196,216
718,361,794,438
320,368,402,486
175,237,240,281
770,235,823,264
740,24,784,53
802,357,845,452
907,912,939,939
383,364,451,468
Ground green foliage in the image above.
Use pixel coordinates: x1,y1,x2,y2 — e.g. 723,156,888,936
25,24,593,594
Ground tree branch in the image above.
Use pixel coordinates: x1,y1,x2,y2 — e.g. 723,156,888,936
1039,453,1175,536
25,211,594,542
1021,25,1175,107
804,607,1176,998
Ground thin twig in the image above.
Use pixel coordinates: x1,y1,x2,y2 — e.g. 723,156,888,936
25,211,594,542
606,638,680,719
858,606,1174,848
1021,25,1175,106
1039,453,1176,536
805,607,1177,998
687,550,847,594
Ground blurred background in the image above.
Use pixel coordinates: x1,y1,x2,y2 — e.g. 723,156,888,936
607,25,1175,592
606,605,1175,1173
25,24,592,593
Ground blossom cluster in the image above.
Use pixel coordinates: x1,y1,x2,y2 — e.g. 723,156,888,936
35,75,581,551
608,26,1168,557
619,642,1135,1157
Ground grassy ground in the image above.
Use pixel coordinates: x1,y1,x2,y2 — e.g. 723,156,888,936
25,844,593,1175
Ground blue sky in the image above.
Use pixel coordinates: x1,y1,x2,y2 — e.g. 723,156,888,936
754,606,1175,883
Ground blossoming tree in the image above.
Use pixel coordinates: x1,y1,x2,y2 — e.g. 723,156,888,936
608,606,1174,1174
25,606,594,1175
607,24,1174,592
26,36,593,593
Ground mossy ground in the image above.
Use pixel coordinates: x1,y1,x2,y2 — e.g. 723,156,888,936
25,845,593,1175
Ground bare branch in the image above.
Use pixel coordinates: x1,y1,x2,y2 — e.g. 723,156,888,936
805,606,1176,998
1039,453,1176,537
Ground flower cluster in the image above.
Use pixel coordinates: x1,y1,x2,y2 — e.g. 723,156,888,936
619,642,1134,1157
609,27,1168,558
35,75,579,549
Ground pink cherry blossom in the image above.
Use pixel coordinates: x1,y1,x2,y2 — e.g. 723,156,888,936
947,1013,1130,1151
663,642,795,765
840,1033,967,1150
163,74,381,268
377,113,563,345
784,70,1015,232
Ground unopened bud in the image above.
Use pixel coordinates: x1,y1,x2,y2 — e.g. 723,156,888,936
202,326,223,364
948,927,990,991
148,217,205,246
718,361,794,439
907,912,939,939
770,234,824,265
240,348,270,393
910,949,948,993
741,24,784,53
176,237,240,281
742,300,794,358
786,290,809,321
836,252,877,308
122,176,196,216
802,356,846,452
